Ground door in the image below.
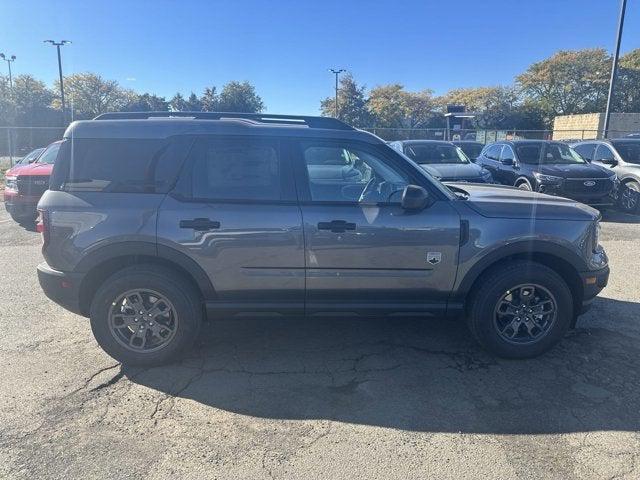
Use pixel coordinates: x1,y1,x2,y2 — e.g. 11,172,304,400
293,139,461,315
573,143,597,162
479,144,502,181
157,135,305,314
497,144,519,185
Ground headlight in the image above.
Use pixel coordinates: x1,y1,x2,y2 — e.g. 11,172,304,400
593,221,601,250
5,176,17,191
533,172,563,184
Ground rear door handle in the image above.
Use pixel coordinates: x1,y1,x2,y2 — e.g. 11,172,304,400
179,218,221,231
317,220,356,233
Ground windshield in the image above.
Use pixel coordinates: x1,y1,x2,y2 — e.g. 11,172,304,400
516,143,585,165
18,148,45,164
37,143,61,164
612,141,640,164
404,143,470,164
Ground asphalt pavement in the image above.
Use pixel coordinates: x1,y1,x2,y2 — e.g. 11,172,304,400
0,206,639,479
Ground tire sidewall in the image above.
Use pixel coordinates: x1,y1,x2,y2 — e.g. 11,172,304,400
90,267,201,366
470,264,573,358
618,181,640,213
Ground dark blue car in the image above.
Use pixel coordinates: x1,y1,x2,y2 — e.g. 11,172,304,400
475,140,618,206
389,140,494,183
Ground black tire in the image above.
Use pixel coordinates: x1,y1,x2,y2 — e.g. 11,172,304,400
89,265,202,366
9,211,36,224
516,180,532,191
467,261,573,359
618,180,640,214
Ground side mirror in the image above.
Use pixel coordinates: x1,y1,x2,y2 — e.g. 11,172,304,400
599,158,618,167
500,158,515,166
401,185,430,211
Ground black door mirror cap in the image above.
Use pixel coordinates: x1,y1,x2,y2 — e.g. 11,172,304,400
401,185,431,211
599,158,618,167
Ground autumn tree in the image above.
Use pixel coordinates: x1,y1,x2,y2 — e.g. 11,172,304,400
215,81,264,112
516,49,610,120
368,84,437,129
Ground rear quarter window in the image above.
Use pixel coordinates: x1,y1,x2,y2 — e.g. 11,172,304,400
52,136,193,193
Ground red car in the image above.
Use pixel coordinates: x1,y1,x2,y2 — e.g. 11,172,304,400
4,141,62,222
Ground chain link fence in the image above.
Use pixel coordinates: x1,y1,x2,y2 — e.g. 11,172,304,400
363,128,640,143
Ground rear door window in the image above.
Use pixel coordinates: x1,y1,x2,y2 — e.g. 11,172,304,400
188,136,284,201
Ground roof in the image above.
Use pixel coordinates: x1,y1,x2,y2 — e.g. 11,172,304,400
64,112,382,143
397,139,456,146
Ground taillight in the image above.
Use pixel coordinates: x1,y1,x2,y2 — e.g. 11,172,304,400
36,209,50,247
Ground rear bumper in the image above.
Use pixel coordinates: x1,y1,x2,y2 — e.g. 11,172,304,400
577,266,610,314
37,262,86,316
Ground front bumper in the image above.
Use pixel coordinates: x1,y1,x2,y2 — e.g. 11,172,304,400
37,262,86,316
536,183,616,206
577,265,610,314
3,190,40,218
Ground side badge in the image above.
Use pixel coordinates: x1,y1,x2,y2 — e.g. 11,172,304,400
427,252,442,265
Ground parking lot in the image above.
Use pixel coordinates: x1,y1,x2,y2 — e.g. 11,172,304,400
0,205,638,479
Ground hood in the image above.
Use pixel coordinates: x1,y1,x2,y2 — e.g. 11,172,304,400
420,162,485,180
537,163,612,178
5,162,53,178
449,183,599,221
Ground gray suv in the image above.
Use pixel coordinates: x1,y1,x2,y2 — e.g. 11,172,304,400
37,112,609,366
572,139,640,213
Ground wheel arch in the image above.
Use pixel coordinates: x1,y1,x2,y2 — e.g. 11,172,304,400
515,176,532,188
456,242,585,319
75,242,216,316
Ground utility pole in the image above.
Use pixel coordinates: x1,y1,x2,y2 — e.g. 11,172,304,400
0,53,16,165
44,40,71,123
329,68,345,118
0,53,16,88
603,0,627,139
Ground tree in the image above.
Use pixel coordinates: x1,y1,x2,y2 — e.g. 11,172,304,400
200,87,218,111
215,81,264,112
55,73,132,118
185,92,203,111
319,74,371,127
169,92,188,112
516,49,610,121
123,93,169,112
368,84,437,129
615,48,640,112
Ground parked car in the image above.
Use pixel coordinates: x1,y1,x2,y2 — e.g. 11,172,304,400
15,147,46,166
37,112,608,366
4,141,62,222
388,140,493,183
572,139,640,213
452,140,484,161
475,140,618,207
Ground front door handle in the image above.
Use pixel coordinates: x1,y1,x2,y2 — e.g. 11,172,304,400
317,220,356,233
179,218,221,231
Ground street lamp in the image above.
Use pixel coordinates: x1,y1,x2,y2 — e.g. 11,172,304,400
329,68,346,118
0,53,16,88
603,0,627,139
44,40,71,123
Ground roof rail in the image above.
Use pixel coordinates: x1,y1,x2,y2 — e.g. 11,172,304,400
93,111,354,130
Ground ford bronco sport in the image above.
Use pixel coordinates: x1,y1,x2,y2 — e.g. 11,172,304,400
36,112,609,366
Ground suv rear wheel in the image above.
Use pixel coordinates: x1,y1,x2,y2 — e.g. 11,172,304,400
467,261,573,358
89,265,202,366
618,180,640,213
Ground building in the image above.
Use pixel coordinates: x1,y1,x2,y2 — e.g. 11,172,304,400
553,113,640,140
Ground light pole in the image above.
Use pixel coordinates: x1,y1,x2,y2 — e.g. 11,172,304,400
329,68,345,118
603,0,627,139
0,53,16,88
44,40,71,123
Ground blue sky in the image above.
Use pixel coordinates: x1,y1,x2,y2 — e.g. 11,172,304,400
2,0,639,114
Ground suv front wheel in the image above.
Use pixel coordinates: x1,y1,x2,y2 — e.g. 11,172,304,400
90,265,202,366
467,261,573,358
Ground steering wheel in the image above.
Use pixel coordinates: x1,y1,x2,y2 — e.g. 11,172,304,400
358,176,378,203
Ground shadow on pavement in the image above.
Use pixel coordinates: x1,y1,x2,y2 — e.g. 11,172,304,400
127,296,640,435
600,209,640,224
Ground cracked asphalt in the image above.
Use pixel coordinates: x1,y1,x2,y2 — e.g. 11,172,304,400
0,206,639,479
